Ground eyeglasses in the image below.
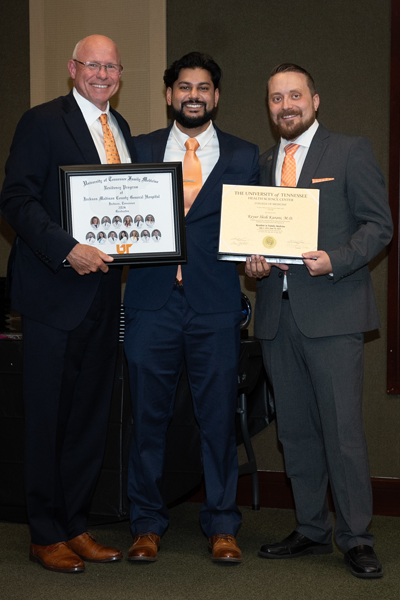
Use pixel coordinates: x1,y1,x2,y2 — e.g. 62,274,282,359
73,59,122,74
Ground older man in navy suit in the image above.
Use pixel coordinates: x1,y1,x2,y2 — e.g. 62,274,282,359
124,52,259,563
0,35,137,573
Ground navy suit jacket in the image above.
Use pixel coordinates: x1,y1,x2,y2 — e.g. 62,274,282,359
124,125,259,314
254,124,393,339
0,91,137,330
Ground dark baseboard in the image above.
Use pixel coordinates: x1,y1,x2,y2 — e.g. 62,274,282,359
187,471,400,517
369,476,400,517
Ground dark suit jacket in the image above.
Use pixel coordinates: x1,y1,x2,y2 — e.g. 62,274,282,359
124,125,259,314
254,124,393,339
0,91,137,330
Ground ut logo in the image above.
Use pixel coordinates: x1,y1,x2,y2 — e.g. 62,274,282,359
116,244,133,254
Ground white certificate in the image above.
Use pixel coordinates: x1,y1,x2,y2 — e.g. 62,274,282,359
218,184,320,264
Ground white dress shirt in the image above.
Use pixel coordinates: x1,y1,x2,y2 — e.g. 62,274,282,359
274,120,320,290
73,88,131,164
164,120,220,184
275,120,319,185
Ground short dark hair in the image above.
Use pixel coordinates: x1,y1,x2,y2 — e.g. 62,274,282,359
268,63,316,96
163,52,222,90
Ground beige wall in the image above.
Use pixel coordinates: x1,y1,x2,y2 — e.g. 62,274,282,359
0,0,167,277
29,0,167,131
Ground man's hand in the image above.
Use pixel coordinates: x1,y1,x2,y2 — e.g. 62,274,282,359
302,250,332,276
66,243,114,275
245,255,289,279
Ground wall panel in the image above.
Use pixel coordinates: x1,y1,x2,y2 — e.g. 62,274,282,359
29,0,167,133
0,2,30,276
167,0,399,478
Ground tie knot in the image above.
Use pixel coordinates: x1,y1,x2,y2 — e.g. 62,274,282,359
185,138,200,152
284,143,300,156
99,113,108,125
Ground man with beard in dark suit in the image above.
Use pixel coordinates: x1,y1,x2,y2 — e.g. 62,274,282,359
124,52,259,563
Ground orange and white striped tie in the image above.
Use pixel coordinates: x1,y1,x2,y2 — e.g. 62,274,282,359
281,143,300,187
99,114,121,164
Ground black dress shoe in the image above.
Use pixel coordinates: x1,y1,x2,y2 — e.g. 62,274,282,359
344,545,383,579
258,531,333,559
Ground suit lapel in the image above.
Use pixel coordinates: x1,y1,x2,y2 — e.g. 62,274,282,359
111,108,129,139
151,126,172,163
259,144,278,186
62,92,100,164
297,125,330,188
270,145,279,186
111,108,137,162
186,126,234,220
260,125,330,189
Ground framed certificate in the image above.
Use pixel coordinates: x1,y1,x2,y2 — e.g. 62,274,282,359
218,184,320,264
59,163,186,266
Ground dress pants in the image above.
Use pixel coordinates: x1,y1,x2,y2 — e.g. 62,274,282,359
125,285,243,537
261,298,374,552
22,271,121,545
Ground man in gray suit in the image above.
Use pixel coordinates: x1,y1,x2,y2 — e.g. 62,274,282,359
245,63,392,579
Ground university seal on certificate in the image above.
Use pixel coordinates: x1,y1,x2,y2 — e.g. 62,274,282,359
218,184,320,264
263,236,277,249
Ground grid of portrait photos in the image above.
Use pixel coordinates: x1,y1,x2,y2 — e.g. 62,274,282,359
85,214,162,246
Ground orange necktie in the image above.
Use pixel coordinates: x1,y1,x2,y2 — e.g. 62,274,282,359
183,138,202,214
281,143,300,187
99,114,121,164
176,138,203,282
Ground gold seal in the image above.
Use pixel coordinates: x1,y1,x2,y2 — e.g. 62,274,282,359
263,236,277,249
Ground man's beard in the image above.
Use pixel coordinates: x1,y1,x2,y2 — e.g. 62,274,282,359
172,102,215,129
274,109,316,141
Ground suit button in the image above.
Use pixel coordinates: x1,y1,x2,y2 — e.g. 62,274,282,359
278,272,283,278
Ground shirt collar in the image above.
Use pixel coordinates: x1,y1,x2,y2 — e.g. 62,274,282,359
280,119,319,152
171,120,215,150
73,87,110,127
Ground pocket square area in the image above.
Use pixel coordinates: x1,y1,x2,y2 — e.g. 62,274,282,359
312,177,335,183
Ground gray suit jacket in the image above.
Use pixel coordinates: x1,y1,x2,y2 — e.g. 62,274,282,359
254,124,393,340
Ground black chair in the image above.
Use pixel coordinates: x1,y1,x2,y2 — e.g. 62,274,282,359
236,339,264,510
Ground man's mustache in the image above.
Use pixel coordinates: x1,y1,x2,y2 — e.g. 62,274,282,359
278,109,302,119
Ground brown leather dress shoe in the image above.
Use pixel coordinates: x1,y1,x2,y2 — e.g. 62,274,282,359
209,534,242,563
29,542,85,573
128,532,160,562
68,532,123,563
